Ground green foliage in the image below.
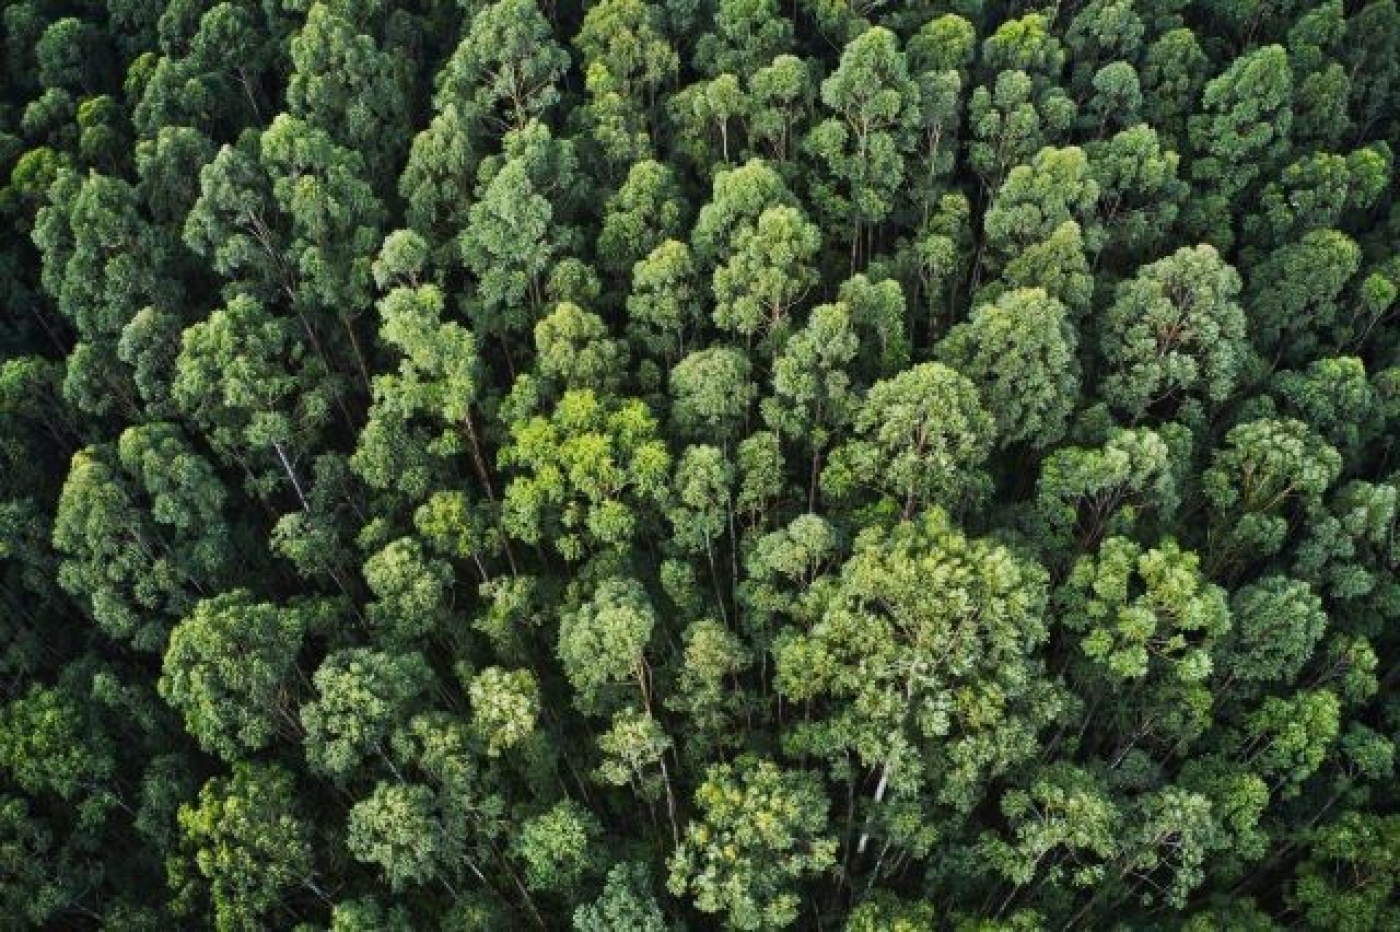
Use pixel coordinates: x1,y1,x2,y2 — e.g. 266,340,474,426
159,590,309,761
514,799,600,893
821,362,993,517
1058,537,1230,684
1100,245,1248,419
174,763,313,931
301,648,429,781
347,781,449,892
500,389,670,560
468,666,540,756
667,756,835,929
6,2,1400,928
937,287,1078,450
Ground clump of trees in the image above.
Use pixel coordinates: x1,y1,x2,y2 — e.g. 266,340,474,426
3,0,1400,928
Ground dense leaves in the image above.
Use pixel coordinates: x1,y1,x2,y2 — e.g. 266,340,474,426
3,0,1400,928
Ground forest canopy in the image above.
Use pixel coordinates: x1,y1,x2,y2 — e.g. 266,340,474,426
3,0,1400,928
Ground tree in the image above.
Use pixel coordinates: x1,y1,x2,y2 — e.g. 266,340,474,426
136,125,215,226
31,169,172,415
746,55,814,165
172,292,340,505
691,158,795,269
558,576,656,712
53,426,233,652
670,346,755,442
0,794,73,927
936,287,1078,450
981,13,1064,83
513,800,600,894
287,2,408,184
258,112,384,385
173,763,314,931
967,73,1075,196
979,763,1119,900
804,26,918,266
1203,418,1342,573
626,239,704,366
695,0,793,79
1031,425,1184,557
301,649,430,782
982,145,1100,274
1141,28,1206,148
347,781,454,892
1058,537,1231,686
666,617,751,755
712,204,820,345
821,362,994,518
0,684,114,801
1289,812,1400,931
667,756,836,930
1087,124,1186,264
762,301,859,503
1221,576,1328,687
535,302,626,395
353,279,496,523
1345,0,1400,145
459,122,580,343
467,666,539,757
1248,148,1390,250
499,389,670,560
1247,229,1361,364
439,0,567,134
1188,45,1293,242
1099,245,1249,420
159,590,313,761
399,103,479,257
573,861,667,932
574,0,678,112
597,160,687,278
775,508,1057,851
